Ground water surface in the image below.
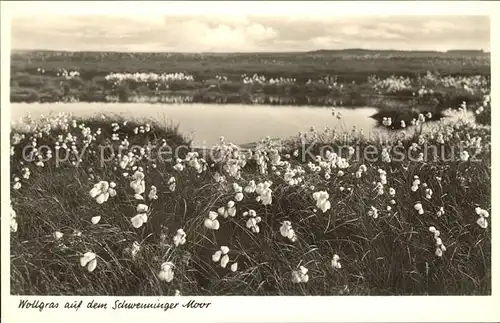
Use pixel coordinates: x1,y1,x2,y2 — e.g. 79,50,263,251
11,103,467,146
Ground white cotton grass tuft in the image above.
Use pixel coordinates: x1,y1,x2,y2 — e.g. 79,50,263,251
280,221,297,242
10,206,18,233
158,261,174,283
331,254,341,269
429,226,446,257
291,265,309,283
80,252,97,272
204,211,220,230
168,177,176,192
148,185,158,200
53,231,64,240
130,171,146,195
212,246,231,268
89,180,116,204
368,206,378,219
414,202,424,215
130,203,149,228
475,207,489,229
312,191,331,213
173,229,187,247
244,209,261,233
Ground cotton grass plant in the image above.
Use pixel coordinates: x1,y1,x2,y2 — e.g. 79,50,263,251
9,93,491,296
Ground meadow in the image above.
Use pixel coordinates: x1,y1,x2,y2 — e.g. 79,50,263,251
11,50,490,121
9,87,491,295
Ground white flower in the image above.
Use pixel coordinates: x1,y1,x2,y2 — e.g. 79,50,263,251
312,191,331,213
53,231,63,240
429,226,446,256
231,262,238,272
460,151,470,162
246,217,261,233
80,252,97,272
212,246,230,267
256,181,273,205
244,209,261,232
91,216,101,224
174,290,181,296
136,204,149,213
131,204,149,228
131,213,148,228
130,241,141,259
292,266,309,284
243,209,257,217
436,207,445,217
220,254,230,268
475,207,489,229
227,201,236,217
280,221,297,242
168,177,176,192
235,192,244,201
435,238,446,257
212,250,222,262
148,185,158,200
173,229,187,247
475,207,489,218
174,163,184,171
477,216,488,229
414,202,424,215
10,207,18,233
204,211,220,230
89,181,116,204
331,254,341,269
130,171,145,195
158,262,174,282
244,180,256,193
368,206,378,219
233,183,243,193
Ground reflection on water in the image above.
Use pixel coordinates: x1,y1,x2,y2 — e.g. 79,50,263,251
12,103,387,146
105,95,196,104
101,93,410,107
12,102,471,147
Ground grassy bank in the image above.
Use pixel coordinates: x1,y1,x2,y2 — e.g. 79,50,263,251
11,50,490,112
10,96,491,295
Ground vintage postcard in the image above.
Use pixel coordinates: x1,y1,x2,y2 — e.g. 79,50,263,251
1,1,499,322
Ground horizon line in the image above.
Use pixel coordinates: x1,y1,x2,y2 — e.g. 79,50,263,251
11,48,490,55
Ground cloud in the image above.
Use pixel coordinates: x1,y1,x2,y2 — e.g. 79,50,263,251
10,15,490,52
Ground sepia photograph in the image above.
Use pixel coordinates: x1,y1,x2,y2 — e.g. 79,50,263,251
2,2,498,321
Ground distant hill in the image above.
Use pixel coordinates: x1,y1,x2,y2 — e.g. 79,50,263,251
11,48,489,56
307,48,488,56
445,49,486,54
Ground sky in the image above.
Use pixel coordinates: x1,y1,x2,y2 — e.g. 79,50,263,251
7,2,491,53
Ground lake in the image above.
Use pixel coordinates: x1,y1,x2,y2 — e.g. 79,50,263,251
10,103,472,147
